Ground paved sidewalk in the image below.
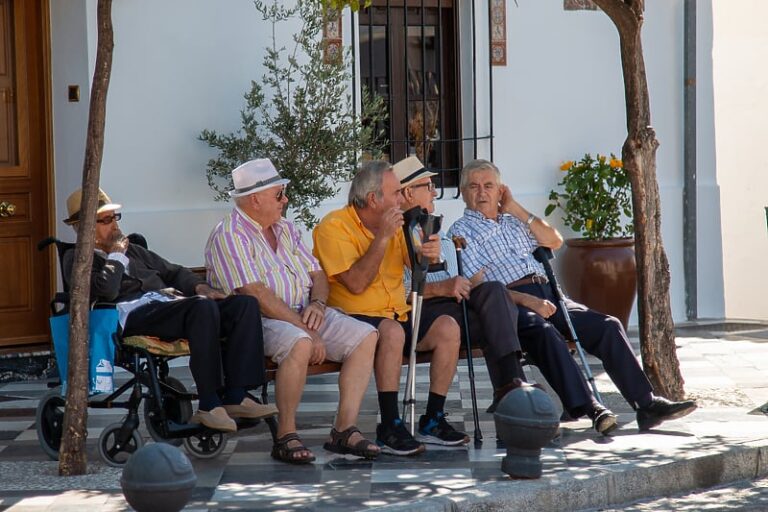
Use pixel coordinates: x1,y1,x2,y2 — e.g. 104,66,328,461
0,321,767,511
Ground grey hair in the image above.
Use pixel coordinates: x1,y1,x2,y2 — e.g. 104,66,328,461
460,159,501,190
348,160,392,208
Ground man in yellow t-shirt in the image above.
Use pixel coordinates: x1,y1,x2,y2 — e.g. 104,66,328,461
313,160,468,456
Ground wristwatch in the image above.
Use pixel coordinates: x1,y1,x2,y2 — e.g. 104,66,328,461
526,213,537,227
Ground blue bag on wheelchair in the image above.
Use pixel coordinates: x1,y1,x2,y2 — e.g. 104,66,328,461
49,308,119,395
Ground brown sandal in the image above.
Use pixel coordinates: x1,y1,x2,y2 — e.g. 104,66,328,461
323,426,380,460
271,432,316,465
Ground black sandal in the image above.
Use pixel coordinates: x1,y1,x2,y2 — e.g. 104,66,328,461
323,426,380,459
271,432,316,464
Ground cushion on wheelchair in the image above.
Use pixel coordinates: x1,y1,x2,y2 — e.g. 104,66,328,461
122,335,191,357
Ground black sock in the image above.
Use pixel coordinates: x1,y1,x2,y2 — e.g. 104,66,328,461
636,393,654,409
198,392,222,412
223,387,246,406
378,391,399,426
425,392,446,419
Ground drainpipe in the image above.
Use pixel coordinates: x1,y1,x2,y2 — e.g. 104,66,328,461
683,0,697,320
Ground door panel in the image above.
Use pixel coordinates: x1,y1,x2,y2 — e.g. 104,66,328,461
0,1,52,349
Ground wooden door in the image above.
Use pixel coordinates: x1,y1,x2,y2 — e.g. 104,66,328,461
0,1,52,349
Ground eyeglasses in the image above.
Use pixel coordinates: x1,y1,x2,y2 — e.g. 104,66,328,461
408,182,436,193
275,186,286,201
96,213,122,225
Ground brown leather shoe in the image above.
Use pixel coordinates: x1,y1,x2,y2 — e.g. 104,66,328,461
223,397,278,420
190,406,237,432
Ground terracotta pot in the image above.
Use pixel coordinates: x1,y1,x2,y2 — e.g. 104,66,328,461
556,238,637,329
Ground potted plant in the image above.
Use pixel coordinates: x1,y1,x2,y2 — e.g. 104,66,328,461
545,153,636,328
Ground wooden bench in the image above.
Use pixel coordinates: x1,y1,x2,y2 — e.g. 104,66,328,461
263,347,486,383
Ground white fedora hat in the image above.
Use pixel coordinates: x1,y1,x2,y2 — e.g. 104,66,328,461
392,156,437,188
229,158,290,199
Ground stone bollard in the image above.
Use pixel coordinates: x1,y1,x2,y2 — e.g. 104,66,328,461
121,443,197,512
494,380,560,479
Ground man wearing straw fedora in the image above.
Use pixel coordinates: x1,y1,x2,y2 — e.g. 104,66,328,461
313,160,469,456
206,159,380,464
61,187,276,434
393,156,530,414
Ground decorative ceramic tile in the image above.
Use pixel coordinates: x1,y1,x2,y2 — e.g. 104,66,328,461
490,0,506,66
564,0,599,10
323,11,343,64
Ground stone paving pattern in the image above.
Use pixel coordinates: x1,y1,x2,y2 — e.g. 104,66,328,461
0,321,767,511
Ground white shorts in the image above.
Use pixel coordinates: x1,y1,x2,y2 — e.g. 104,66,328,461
262,308,377,365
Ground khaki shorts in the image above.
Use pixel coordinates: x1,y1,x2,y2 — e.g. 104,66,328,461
263,308,377,365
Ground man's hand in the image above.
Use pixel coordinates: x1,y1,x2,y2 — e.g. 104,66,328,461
468,268,485,288
308,331,326,365
420,234,442,263
302,301,326,331
378,207,404,240
195,283,227,300
108,232,130,254
527,297,557,318
445,276,471,302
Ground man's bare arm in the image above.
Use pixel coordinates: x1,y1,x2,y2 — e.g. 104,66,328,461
507,289,557,318
336,206,403,294
499,185,563,249
236,281,305,327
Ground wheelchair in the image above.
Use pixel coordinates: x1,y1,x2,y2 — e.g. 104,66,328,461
35,236,275,467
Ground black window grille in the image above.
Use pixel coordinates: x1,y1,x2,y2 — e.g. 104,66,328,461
352,0,494,198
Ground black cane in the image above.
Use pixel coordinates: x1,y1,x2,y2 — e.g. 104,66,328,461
452,236,483,446
532,247,603,404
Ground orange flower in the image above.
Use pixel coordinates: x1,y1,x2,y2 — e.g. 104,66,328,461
559,161,573,171
610,158,623,169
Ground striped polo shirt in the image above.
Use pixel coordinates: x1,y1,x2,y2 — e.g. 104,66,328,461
205,207,319,311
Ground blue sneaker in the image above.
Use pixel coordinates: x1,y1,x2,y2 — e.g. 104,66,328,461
376,419,425,456
416,412,469,446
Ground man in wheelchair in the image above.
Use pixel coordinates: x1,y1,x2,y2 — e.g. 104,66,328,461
61,187,277,433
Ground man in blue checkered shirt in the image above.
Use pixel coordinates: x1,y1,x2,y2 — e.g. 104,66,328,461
447,159,696,434
394,157,528,415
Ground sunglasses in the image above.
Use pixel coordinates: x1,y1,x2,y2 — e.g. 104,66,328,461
96,213,122,225
275,186,286,201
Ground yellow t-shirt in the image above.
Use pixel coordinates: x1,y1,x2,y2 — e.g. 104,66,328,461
313,205,410,320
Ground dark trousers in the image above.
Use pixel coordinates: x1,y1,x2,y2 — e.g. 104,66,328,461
123,295,266,396
514,282,653,416
421,281,525,390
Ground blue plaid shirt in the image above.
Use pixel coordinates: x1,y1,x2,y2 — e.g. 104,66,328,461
447,208,545,285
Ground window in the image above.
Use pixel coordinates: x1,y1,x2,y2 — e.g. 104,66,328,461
359,1,462,188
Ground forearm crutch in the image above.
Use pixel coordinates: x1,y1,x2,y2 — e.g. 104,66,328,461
532,247,603,405
401,207,442,434
451,236,482,446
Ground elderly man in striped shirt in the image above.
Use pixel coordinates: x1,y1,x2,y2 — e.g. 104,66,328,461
205,159,380,465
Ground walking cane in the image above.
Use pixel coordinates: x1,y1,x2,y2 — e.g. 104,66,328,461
401,207,442,435
451,236,483,446
532,247,603,404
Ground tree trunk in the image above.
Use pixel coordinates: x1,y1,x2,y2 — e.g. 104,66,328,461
592,0,685,399
58,0,114,476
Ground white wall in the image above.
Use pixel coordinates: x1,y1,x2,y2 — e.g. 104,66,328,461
488,0,687,323
710,1,768,320
53,1,756,324
695,1,725,319
50,0,91,242
51,0,291,266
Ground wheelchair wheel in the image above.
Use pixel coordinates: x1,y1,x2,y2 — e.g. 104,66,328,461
35,388,65,460
183,430,228,460
98,422,144,467
143,376,192,446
